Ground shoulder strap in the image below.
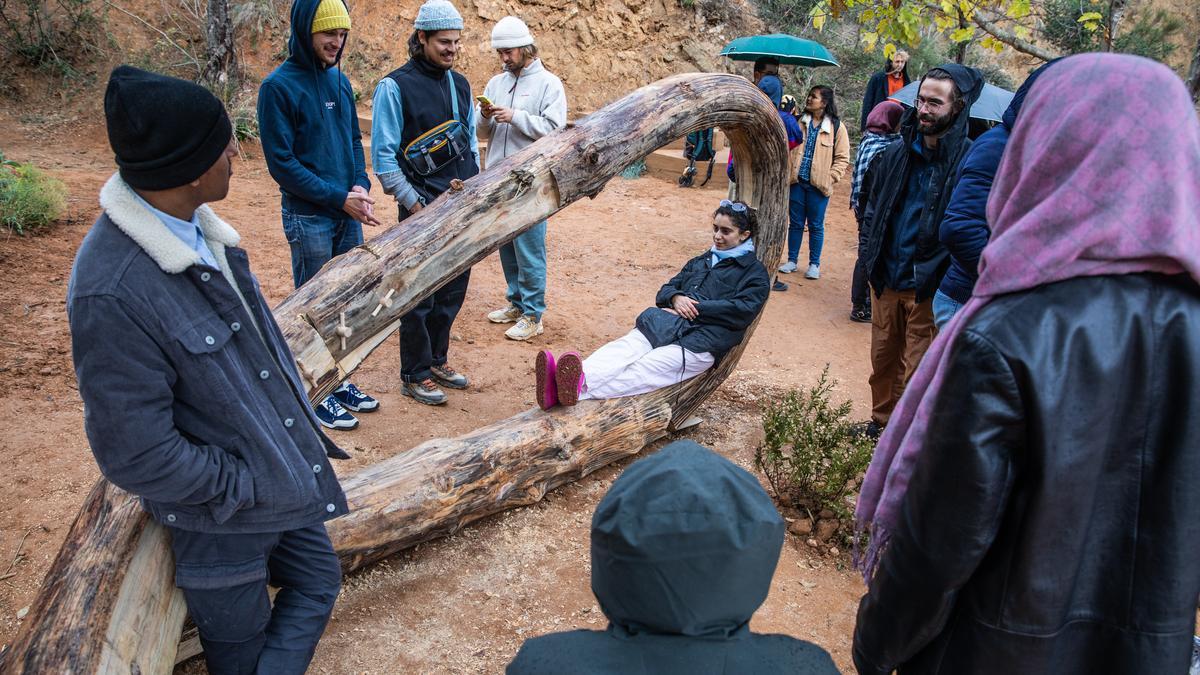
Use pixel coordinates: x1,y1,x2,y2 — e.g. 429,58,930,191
447,70,460,124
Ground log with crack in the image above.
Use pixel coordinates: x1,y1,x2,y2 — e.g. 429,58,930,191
0,72,788,674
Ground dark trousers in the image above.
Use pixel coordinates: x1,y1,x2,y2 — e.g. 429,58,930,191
852,214,871,309
397,204,470,383
168,523,341,675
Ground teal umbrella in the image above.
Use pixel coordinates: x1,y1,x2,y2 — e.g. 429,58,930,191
720,34,839,68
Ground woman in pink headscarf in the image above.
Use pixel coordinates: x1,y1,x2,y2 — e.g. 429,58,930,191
851,53,1200,675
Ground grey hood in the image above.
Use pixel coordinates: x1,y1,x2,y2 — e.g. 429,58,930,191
590,440,786,639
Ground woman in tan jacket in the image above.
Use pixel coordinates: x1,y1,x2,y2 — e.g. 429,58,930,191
779,85,851,280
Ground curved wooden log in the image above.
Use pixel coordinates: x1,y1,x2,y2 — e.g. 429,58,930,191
1,73,787,674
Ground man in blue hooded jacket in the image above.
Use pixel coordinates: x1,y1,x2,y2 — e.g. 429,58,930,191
257,0,381,431
934,61,1058,327
507,440,839,674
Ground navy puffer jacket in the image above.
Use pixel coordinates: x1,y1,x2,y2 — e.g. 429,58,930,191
938,62,1057,303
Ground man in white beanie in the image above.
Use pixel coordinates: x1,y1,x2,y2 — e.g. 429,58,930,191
371,0,479,405
479,16,567,341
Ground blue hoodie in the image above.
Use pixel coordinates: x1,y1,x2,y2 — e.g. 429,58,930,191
257,0,369,218
937,61,1057,303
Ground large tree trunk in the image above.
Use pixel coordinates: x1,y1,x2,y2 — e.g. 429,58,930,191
0,73,788,674
201,0,237,91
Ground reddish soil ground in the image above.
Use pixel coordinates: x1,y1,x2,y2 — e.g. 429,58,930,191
0,118,875,671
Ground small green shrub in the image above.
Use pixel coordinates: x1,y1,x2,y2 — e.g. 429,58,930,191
0,153,67,234
754,366,873,523
0,0,104,76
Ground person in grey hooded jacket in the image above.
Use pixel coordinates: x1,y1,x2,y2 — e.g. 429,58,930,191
506,440,839,674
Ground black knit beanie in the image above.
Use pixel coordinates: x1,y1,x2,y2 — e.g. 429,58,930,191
104,65,233,190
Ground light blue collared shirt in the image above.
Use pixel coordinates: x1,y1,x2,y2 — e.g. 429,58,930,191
132,191,218,269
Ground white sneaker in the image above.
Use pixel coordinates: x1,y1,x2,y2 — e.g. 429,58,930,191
505,316,544,341
487,304,522,323
805,264,820,280
778,261,798,274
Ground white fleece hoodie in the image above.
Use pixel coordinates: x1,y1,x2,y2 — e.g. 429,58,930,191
479,58,567,165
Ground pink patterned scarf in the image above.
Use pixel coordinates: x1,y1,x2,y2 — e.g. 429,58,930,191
854,53,1200,580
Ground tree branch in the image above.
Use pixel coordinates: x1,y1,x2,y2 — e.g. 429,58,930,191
1187,35,1200,104
971,9,1061,62
104,0,202,76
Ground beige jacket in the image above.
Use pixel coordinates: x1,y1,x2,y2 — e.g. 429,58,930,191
788,114,851,197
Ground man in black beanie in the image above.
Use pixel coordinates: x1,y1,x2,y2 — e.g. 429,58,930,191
68,64,349,674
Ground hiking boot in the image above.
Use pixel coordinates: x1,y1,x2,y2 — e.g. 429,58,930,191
772,280,789,292
431,364,469,389
778,260,798,274
315,395,358,430
402,379,447,406
805,264,821,280
505,315,544,341
332,382,379,412
849,306,872,323
863,421,884,440
487,304,522,324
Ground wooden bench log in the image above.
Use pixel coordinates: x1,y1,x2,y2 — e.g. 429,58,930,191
0,72,787,674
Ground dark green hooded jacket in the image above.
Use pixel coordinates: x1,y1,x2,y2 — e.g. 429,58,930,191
507,440,839,674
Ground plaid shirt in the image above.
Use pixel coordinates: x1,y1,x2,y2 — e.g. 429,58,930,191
850,132,901,213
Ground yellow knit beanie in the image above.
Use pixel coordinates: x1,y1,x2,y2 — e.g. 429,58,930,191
312,0,351,33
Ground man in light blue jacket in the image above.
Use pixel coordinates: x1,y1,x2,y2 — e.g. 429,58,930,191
371,0,480,406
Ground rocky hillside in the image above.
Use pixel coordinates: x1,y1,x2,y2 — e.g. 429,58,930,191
242,0,764,114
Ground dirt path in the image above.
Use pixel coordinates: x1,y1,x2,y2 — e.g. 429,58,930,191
0,125,873,671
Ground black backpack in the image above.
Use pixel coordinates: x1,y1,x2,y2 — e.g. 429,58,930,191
679,128,717,188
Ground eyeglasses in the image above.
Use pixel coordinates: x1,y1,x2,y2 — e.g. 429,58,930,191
719,199,748,213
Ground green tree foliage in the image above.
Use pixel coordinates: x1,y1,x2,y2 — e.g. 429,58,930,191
805,0,1187,66
1042,0,1182,61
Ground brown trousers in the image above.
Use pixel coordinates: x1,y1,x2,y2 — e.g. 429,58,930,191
869,287,937,425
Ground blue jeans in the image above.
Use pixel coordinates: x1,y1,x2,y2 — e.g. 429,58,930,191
281,201,363,289
499,220,547,320
787,181,829,265
933,289,964,329
168,523,341,675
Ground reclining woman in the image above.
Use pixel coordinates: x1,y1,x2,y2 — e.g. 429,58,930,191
536,200,770,409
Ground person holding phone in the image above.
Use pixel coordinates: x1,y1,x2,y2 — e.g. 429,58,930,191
477,16,567,342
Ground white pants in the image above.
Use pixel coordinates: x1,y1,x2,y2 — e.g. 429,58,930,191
580,329,715,400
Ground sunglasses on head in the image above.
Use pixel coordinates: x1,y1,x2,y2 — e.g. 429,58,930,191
719,199,748,213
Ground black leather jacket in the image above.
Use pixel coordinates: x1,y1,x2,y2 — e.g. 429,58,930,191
853,273,1200,675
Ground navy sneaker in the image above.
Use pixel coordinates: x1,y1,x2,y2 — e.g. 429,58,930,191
332,382,379,413
315,395,358,430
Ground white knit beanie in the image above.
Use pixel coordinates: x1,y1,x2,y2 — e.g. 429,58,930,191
491,16,533,49
414,0,463,31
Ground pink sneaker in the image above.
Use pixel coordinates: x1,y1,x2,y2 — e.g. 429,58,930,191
555,351,584,406
535,350,558,410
